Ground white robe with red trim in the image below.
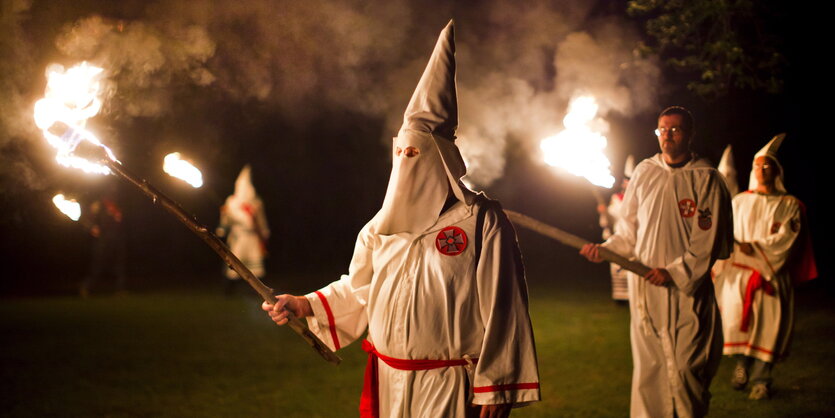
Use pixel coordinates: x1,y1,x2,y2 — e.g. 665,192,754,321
602,154,733,418
304,197,540,416
713,192,802,363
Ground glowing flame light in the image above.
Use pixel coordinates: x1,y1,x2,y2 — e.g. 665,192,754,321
164,152,203,188
540,96,615,188
52,194,81,221
34,62,117,175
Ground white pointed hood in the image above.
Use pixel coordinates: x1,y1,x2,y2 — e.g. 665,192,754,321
233,165,256,201
748,133,786,193
718,145,739,196
225,165,266,233
375,20,475,235
624,155,635,179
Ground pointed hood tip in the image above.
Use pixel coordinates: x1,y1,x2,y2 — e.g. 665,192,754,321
234,164,256,200
624,155,636,179
755,133,786,159
718,145,739,196
400,21,458,141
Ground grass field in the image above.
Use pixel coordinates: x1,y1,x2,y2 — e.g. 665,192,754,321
1,279,833,417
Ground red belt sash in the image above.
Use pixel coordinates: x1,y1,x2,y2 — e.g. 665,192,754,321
359,340,477,418
734,263,775,332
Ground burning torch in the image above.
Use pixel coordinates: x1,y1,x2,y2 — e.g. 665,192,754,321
539,95,614,206
34,62,340,365
52,193,82,221
505,95,651,276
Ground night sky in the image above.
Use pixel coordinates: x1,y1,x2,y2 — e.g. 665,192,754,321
0,0,825,296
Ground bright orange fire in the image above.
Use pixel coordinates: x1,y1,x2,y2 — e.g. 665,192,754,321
539,96,614,188
163,152,204,188
33,62,117,175
52,194,81,221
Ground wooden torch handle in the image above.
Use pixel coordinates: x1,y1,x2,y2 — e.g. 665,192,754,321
101,157,341,365
503,209,652,277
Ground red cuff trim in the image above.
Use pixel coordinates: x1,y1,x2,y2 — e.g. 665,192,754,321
473,382,539,393
724,342,773,355
314,291,340,350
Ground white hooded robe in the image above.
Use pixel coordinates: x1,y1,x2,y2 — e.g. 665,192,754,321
603,154,733,418
713,136,816,363
713,191,801,362
306,197,540,415
219,166,270,279
300,21,540,417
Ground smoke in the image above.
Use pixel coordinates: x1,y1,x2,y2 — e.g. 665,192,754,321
454,9,661,187
55,15,216,118
1,0,661,197
0,0,45,197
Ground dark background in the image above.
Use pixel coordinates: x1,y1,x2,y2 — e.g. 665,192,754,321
0,0,826,296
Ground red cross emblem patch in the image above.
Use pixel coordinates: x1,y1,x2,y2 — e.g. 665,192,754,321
679,199,696,218
436,226,468,256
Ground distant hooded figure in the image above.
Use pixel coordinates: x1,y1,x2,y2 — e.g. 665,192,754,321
80,182,127,297
718,144,740,197
218,166,270,292
262,21,540,417
713,134,817,400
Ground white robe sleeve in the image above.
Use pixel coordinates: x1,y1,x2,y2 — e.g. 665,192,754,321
303,225,374,351
666,171,733,295
752,197,801,277
472,203,541,406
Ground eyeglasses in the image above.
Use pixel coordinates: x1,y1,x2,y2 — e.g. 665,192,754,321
753,162,773,169
655,127,684,136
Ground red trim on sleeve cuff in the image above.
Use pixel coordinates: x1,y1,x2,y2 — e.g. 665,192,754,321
313,290,340,350
473,382,540,393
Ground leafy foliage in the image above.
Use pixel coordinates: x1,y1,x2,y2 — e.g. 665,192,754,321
628,0,786,98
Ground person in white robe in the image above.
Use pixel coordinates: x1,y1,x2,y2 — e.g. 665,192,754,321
598,155,634,303
581,106,733,418
262,21,540,418
218,165,270,293
712,134,818,400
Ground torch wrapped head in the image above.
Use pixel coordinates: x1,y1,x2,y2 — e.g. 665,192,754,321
34,62,116,175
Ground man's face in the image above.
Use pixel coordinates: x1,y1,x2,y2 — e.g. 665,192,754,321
754,156,779,186
656,114,690,160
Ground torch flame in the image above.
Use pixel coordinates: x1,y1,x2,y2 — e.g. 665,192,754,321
34,62,117,175
52,194,81,221
163,152,204,188
540,95,615,188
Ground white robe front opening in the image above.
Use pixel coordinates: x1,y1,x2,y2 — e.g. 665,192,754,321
603,154,733,418
304,197,541,417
